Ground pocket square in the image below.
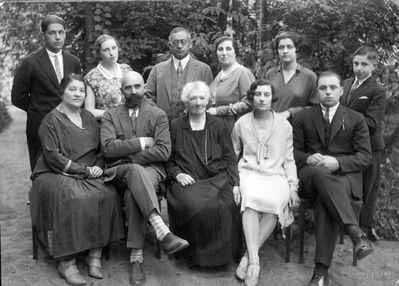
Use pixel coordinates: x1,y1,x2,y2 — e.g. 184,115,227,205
358,96,369,100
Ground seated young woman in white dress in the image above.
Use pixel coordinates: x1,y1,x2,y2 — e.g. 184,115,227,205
231,79,300,286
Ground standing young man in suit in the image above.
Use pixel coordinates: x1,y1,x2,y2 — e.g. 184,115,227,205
11,15,81,171
293,72,373,286
145,27,213,120
341,46,386,242
100,71,189,286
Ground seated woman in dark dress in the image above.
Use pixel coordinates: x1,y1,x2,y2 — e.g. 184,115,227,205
166,81,241,268
29,74,125,286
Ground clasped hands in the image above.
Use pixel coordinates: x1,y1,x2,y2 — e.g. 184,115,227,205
87,166,103,178
176,173,241,205
306,153,340,172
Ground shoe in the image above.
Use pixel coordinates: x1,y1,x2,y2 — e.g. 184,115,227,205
309,270,328,286
159,232,189,255
235,254,248,281
85,256,103,279
354,235,373,260
129,261,146,286
244,262,259,286
58,260,87,285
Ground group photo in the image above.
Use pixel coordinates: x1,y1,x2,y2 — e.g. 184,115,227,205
1,1,399,286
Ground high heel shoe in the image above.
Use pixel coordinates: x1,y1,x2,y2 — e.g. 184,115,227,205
58,259,87,285
86,248,103,279
235,254,248,280
245,262,260,286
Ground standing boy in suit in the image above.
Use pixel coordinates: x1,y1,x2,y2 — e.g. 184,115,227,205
341,46,386,242
11,15,81,171
293,72,373,286
145,27,213,120
100,71,189,286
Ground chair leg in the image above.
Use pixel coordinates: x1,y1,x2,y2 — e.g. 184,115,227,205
273,225,279,240
339,224,345,244
155,196,162,259
299,203,306,264
285,226,291,263
32,225,38,260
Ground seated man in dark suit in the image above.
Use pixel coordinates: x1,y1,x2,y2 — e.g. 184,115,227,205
100,71,189,286
292,71,373,286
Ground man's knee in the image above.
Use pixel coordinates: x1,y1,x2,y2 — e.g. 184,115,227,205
301,166,330,185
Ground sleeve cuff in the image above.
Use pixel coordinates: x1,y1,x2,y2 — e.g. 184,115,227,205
139,137,145,150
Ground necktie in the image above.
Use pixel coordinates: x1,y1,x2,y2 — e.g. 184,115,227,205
131,110,137,135
347,79,359,103
54,55,62,83
324,107,331,144
177,61,183,79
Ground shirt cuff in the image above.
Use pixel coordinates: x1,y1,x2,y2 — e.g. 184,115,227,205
139,137,145,150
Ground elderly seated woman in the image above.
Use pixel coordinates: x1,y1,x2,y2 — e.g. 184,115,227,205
166,80,241,268
231,79,300,286
29,73,125,286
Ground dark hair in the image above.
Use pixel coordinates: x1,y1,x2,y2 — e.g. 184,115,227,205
41,15,66,33
274,31,300,52
353,46,379,63
94,34,119,59
214,36,240,57
246,79,277,102
168,27,191,42
60,73,86,97
317,71,343,86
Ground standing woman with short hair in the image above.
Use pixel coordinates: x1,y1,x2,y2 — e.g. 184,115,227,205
84,35,133,118
265,31,318,121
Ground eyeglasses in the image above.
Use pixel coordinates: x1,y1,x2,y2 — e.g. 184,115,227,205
169,39,190,47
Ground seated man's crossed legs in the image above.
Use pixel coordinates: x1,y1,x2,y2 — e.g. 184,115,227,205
113,163,189,286
299,166,372,286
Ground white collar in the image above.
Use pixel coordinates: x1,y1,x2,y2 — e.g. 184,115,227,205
128,107,139,117
46,48,62,57
97,63,122,80
355,73,372,87
172,55,190,70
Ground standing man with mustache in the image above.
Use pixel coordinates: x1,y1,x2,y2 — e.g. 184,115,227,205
11,15,81,172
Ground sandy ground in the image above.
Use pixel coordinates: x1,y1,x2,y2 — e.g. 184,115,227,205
1,106,399,286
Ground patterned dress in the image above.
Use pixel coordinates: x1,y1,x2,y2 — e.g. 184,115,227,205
85,63,133,110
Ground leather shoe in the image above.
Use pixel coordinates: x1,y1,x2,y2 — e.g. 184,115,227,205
85,256,103,279
57,261,87,285
309,270,328,286
354,235,373,260
235,254,248,281
244,263,260,286
159,232,189,255
129,261,146,286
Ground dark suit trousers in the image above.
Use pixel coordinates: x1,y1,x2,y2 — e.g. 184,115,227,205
360,151,381,229
113,164,161,249
299,166,358,267
27,133,42,172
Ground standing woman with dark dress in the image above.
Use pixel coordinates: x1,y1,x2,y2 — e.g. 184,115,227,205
166,81,241,268
265,31,318,121
29,74,125,285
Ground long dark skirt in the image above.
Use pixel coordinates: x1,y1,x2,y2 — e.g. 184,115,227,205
29,173,125,258
167,172,241,267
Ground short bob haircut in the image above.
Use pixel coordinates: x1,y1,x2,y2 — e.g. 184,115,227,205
246,79,277,103
180,81,210,105
274,31,300,52
317,71,343,86
41,15,66,33
60,73,86,98
353,46,379,64
94,34,119,59
214,36,240,58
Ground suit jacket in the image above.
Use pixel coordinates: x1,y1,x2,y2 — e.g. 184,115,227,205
341,76,386,151
145,57,213,116
11,48,81,139
100,98,171,182
293,105,372,199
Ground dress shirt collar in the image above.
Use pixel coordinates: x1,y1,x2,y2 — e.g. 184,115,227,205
320,102,339,123
354,73,372,88
46,48,62,58
172,55,190,71
276,63,302,73
128,107,139,117
97,63,122,80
